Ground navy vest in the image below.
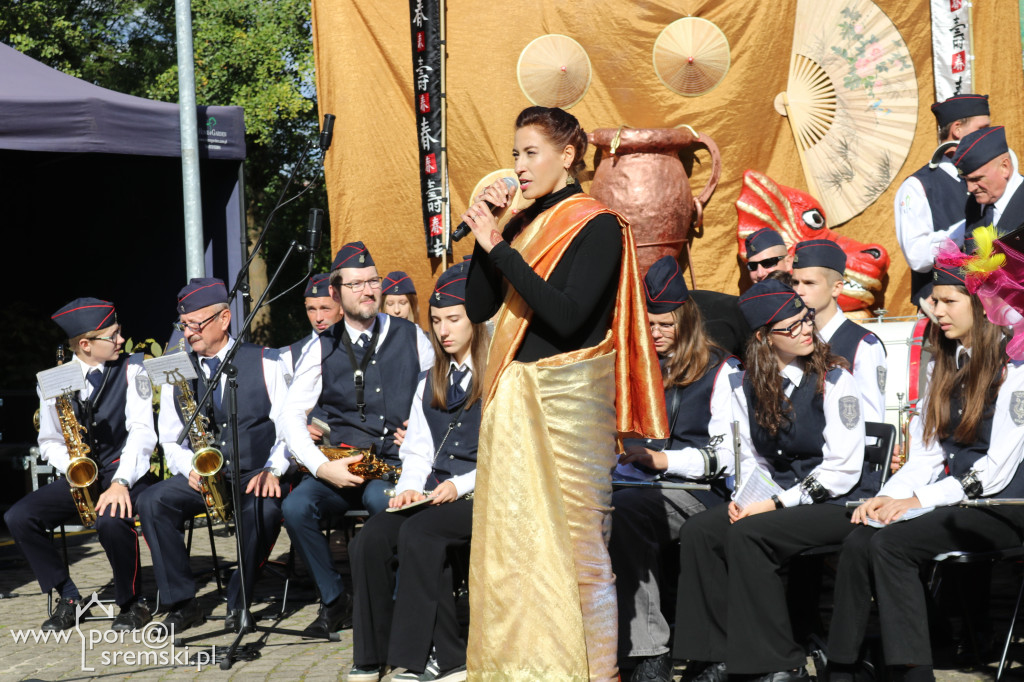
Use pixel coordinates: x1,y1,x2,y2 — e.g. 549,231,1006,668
909,164,969,304
175,344,277,476
421,371,480,484
827,318,884,370
319,315,421,465
74,353,139,476
289,337,307,371
624,352,739,506
743,366,876,504
943,377,1024,498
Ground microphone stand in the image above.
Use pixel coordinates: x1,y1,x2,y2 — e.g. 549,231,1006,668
174,238,338,668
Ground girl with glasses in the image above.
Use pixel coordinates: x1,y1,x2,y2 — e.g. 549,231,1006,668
674,278,873,682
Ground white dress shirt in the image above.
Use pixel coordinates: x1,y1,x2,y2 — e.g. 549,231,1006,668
37,354,157,486
661,359,740,479
732,360,866,507
817,310,886,424
279,313,435,477
158,337,289,478
894,160,966,272
278,330,319,387
394,358,476,497
879,352,1024,508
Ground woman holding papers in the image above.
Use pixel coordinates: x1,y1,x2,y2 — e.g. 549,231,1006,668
673,278,869,682
826,261,1024,682
611,255,741,682
347,261,486,682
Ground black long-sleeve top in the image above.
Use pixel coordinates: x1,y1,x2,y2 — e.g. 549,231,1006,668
465,184,622,363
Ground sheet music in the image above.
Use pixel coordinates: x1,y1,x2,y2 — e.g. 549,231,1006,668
864,505,935,528
36,364,85,401
733,468,783,509
143,351,198,387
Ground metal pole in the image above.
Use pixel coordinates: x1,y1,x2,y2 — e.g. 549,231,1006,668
175,0,205,279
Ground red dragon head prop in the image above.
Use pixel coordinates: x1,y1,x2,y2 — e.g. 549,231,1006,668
735,170,889,313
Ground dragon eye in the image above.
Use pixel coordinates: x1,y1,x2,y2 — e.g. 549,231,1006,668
802,209,825,229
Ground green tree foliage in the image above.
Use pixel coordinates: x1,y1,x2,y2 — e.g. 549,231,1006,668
2,0,333,347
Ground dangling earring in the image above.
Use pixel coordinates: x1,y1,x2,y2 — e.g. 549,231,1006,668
565,170,575,185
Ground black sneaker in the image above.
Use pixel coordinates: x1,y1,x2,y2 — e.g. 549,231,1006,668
111,601,152,631
692,661,728,682
753,667,810,682
42,597,81,631
631,652,674,682
153,598,205,637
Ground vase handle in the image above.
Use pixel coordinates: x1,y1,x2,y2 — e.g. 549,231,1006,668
691,132,722,209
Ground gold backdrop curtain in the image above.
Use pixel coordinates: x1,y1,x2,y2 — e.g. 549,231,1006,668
313,0,1024,318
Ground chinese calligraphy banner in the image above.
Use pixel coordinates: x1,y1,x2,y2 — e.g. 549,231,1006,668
410,0,446,256
931,0,973,102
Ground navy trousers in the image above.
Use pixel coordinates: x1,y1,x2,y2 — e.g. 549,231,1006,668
136,470,284,611
280,475,392,606
5,473,152,607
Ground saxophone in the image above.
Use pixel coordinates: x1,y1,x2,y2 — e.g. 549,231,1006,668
296,444,402,483
175,377,233,523
54,347,99,527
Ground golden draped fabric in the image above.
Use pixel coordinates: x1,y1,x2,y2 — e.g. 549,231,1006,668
468,193,666,681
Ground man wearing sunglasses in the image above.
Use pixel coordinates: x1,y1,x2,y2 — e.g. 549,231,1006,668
744,228,793,284
6,298,157,632
791,240,886,424
278,241,433,638
139,277,290,635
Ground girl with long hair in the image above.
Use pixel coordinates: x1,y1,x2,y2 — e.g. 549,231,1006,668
347,260,487,682
826,263,1024,682
611,256,740,682
674,278,871,682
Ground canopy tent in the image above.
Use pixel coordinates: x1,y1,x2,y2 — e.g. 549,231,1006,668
0,41,247,352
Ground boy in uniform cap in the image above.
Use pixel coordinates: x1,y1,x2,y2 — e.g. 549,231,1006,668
791,239,886,422
611,256,741,682
895,94,990,306
137,277,290,634
953,126,1024,246
279,241,433,638
744,227,793,284
5,298,157,631
279,273,342,386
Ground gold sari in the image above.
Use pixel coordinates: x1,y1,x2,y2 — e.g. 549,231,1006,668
467,194,666,682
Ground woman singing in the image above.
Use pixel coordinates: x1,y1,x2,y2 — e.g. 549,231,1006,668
674,278,871,682
347,260,485,682
462,106,666,681
826,262,1024,682
611,256,740,681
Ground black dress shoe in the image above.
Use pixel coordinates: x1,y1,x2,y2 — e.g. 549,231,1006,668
302,594,352,637
630,652,674,682
154,598,206,636
42,597,81,632
691,661,728,682
753,667,810,682
111,601,152,631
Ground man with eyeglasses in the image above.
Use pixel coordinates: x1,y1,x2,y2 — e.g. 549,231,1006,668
6,298,157,632
138,277,290,635
790,240,886,423
279,241,433,638
743,227,793,284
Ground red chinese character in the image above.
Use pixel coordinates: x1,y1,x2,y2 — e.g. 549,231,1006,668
419,93,431,113
429,215,443,236
949,0,963,10
425,153,437,174
417,32,426,52
951,51,966,73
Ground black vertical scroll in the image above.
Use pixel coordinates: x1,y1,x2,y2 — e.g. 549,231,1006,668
410,0,445,256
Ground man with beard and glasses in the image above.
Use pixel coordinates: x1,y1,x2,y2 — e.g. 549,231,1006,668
278,242,433,639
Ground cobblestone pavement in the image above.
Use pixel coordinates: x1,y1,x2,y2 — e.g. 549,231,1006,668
0,521,1014,681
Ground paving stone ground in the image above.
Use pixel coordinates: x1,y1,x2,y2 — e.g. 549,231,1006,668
0,521,1016,681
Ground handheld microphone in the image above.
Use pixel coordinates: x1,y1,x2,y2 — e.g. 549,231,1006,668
319,114,336,152
305,208,324,271
452,177,518,242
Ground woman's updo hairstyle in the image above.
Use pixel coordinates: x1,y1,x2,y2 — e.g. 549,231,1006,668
515,106,588,179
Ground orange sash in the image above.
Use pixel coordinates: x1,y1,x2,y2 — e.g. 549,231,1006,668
481,193,667,439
